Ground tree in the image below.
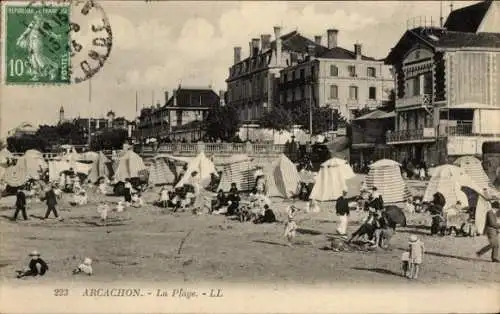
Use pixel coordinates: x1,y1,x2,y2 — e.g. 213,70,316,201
291,105,345,135
91,128,128,150
7,135,47,153
258,105,293,132
351,106,373,119
204,106,240,141
57,122,86,145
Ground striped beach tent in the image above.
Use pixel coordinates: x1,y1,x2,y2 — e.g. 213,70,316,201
310,158,358,201
265,154,300,198
86,151,112,183
217,154,254,192
366,159,410,203
453,156,495,193
148,157,176,186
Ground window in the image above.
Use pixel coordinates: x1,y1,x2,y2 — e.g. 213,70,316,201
330,85,338,99
283,74,288,82
292,71,296,81
423,72,433,94
330,65,338,76
367,67,376,77
300,87,305,99
412,77,421,96
369,87,376,100
300,69,305,79
349,86,358,100
348,65,356,77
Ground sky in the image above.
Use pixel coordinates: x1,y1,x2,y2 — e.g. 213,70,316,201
0,0,477,138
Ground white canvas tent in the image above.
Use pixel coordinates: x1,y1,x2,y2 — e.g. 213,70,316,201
48,160,92,181
423,164,491,235
217,154,255,192
148,157,177,185
3,154,45,187
264,154,301,198
309,158,357,201
113,150,147,182
175,151,217,188
454,156,498,197
366,159,410,203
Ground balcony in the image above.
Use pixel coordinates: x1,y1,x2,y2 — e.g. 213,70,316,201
386,128,437,144
396,94,431,109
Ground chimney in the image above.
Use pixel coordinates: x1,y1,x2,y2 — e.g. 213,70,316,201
173,89,177,107
234,46,241,64
327,29,338,49
164,91,169,104
252,38,260,56
354,43,362,60
219,90,225,105
249,41,253,57
314,35,322,46
307,44,316,57
274,26,282,66
261,34,272,51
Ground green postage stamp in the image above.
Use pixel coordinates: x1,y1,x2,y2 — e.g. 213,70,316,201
4,5,71,84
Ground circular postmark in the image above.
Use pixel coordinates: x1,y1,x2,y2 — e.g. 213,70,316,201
9,0,113,84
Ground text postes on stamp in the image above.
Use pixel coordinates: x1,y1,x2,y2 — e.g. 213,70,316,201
5,4,71,84
70,0,113,84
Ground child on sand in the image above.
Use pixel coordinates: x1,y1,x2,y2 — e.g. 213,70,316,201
97,202,109,225
16,251,48,279
283,205,303,246
72,257,93,276
401,251,410,277
407,235,424,279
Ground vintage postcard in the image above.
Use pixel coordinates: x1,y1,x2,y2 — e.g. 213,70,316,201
0,0,499,313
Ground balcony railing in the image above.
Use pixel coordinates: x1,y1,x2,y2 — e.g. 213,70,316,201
386,128,436,143
396,94,431,108
139,142,287,156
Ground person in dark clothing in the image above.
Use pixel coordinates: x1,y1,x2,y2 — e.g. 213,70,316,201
211,190,226,213
16,251,48,278
476,201,500,262
347,209,378,243
226,183,240,216
123,179,133,203
42,185,59,219
13,188,28,221
335,190,350,235
369,187,384,211
254,204,277,224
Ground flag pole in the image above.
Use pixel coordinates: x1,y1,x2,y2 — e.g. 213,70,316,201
88,79,92,148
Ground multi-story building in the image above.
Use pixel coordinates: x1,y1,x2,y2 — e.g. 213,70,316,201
135,86,221,142
385,0,500,165
226,26,328,123
279,30,394,121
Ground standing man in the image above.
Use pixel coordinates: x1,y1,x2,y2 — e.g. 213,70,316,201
13,187,28,221
335,190,350,236
476,201,500,263
43,184,59,220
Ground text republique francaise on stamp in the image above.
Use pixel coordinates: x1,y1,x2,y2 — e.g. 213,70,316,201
4,0,113,85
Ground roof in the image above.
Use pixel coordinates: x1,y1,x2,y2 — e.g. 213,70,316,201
317,46,376,61
385,27,500,64
444,0,493,33
268,31,328,54
165,88,220,108
354,110,396,121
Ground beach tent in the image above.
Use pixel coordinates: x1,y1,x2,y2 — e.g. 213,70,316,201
148,157,176,185
264,154,301,198
3,155,44,187
48,160,92,181
175,151,217,188
61,147,82,163
453,156,497,195
423,164,492,234
217,154,255,192
79,151,111,183
423,164,484,208
23,149,48,169
0,148,14,166
309,158,358,201
365,159,411,203
113,150,147,182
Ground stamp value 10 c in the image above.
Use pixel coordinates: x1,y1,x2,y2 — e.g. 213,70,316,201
5,5,71,84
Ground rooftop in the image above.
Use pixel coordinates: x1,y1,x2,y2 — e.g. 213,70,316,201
165,87,220,108
444,0,493,33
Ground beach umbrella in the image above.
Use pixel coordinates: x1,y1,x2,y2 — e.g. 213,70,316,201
384,205,407,227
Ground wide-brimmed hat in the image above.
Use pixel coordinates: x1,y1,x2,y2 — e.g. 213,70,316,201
29,250,40,257
83,257,92,265
409,235,418,243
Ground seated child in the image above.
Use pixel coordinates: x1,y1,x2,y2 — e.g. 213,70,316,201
158,187,169,208
226,183,240,216
131,193,143,208
97,202,110,222
115,201,125,213
211,190,226,214
72,257,93,276
254,204,276,224
405,199,415,214
98,180,108,195
16,251,48,278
